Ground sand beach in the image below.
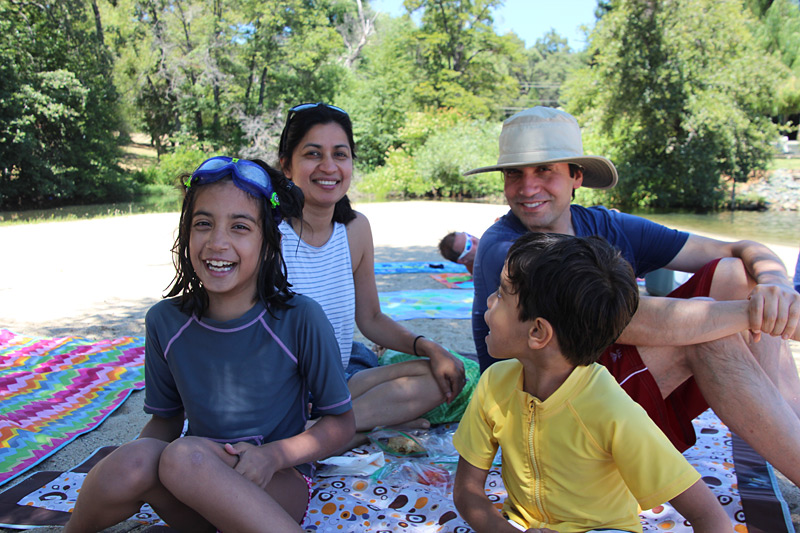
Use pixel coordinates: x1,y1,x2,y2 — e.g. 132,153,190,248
0,200,798,531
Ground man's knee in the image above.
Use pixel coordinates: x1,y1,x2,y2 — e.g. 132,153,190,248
709,257,753,301
689,333,754,371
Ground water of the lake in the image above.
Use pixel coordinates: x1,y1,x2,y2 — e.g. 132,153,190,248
636,209,799,248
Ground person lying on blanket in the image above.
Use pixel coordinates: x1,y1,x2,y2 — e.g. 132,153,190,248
63,157,354,533
276,102,471,453
453,233,730,533
438,231,480,274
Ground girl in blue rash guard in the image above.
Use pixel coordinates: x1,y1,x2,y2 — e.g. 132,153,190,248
64,157,354,533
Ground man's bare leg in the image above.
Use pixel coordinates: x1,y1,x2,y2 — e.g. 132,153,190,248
690,334,800,486
743,333,800,417
637,257,800,485
639,335,800,487
709,257,800,417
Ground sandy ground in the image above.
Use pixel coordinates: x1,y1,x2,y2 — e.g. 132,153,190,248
0,200,798,532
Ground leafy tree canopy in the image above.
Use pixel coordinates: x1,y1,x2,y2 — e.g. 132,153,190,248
0,0,126,209
564,0,782,210
402,0,525,118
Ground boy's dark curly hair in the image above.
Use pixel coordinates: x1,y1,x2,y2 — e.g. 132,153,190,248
505,232,639,366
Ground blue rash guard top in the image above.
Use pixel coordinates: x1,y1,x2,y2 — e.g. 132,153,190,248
144,295,352,477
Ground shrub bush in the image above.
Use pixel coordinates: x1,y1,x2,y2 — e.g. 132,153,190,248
134,147,209,187
355,110,502,199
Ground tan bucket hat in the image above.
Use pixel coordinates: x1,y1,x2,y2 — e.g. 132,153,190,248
464,106,618,189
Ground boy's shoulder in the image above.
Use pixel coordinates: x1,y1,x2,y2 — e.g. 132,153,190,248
482,359,524,385
569,363,660,426
476,359,524,405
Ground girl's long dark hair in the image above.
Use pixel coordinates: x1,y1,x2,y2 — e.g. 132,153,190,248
166,159,305,318
278,104,357,225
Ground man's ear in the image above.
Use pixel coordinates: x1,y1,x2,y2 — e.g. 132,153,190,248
527,317,554,350
572,168,583,190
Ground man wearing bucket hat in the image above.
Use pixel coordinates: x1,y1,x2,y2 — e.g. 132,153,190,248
468,106,800,486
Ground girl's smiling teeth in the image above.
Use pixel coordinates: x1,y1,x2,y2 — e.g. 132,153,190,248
206,259,235,272
314,178,338,186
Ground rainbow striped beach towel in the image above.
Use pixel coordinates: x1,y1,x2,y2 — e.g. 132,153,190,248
0,329,145,487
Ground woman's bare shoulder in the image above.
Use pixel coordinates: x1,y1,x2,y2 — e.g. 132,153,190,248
347,211,373,238
347,211,374,271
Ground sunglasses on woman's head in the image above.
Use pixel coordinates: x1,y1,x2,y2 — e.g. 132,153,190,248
187,157,282,220
279,103,349,154
287,102,348,120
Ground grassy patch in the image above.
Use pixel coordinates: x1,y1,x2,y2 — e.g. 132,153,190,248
0,185,182,226
119,135,158,172
769,158,800,170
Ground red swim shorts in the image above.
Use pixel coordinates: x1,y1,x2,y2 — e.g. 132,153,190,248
599,259,721,452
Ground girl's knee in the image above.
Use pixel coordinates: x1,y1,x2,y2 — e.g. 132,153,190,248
159,437,217,481
100,439,166,492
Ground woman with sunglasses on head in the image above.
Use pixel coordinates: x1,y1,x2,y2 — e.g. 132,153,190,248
277,103,468,450
64,157,354,533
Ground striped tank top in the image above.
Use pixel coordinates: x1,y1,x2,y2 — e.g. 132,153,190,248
279,220,355,368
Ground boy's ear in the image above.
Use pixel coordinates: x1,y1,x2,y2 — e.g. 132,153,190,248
527,317,554,350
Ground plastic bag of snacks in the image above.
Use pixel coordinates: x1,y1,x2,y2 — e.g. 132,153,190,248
367,428,427,457
372,461,455,496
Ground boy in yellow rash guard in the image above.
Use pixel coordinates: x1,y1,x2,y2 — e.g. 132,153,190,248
453,233,731,533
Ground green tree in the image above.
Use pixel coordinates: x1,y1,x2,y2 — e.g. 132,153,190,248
340,15,420,170
0,0,126,209
403,0,525,118
746,0,800,119
508,30,585,112
356,109,501,198
564,0,781,210
99,0,350,156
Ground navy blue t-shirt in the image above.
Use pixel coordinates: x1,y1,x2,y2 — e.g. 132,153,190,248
472,205,689,372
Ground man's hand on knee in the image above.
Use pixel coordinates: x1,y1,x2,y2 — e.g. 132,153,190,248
747,280,800,341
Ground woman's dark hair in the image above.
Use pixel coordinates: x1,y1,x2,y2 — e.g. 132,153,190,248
278,103,357,225
166,159,305,318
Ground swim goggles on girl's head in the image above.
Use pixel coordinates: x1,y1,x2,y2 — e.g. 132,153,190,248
457,232,476,262
279,102,349,154
186,156,282,219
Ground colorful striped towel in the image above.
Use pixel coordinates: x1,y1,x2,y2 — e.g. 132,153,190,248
0,329,145,487
429,273,474,290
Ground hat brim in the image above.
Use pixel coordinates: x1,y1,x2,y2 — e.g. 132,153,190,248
464,155,618,190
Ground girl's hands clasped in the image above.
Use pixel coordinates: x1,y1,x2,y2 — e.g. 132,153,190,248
224,442,282,490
